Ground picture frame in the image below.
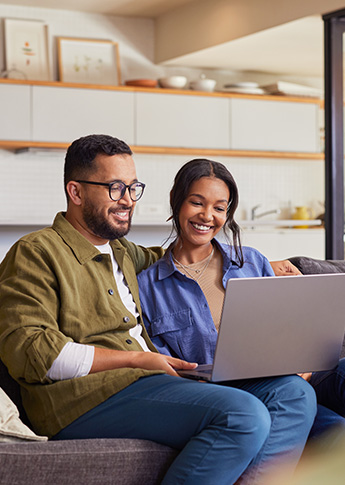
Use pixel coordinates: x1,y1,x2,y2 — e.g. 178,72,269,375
57,37,121,86
4,18,51,81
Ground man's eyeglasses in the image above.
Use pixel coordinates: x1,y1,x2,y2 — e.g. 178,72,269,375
76,180,146,202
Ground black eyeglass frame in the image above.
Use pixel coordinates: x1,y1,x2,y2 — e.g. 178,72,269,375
76,180,146,202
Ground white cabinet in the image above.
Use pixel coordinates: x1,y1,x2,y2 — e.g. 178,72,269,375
241,229,325,260
136,92,230,149
230,98,319,152
32,86,135,144
0,84,31,140
0,82,321,155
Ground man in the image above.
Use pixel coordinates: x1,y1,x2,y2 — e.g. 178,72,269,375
0,134,316,484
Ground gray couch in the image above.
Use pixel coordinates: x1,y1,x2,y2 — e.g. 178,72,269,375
1,255,345,484
0,356,178,484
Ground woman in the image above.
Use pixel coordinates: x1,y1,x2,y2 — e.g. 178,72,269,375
137,158,343,482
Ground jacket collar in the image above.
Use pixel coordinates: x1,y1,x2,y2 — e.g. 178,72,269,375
157,239,240,281
52,212,125,265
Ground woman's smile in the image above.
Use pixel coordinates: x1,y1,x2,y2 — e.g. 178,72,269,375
190,222,213,232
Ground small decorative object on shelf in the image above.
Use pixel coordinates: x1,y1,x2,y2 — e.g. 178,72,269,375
57,37,121,86
190,74,216,92
125,79,157,88
262,81,322,98
221,82,265,95
4,18,51,81
158,76,187,89
292,206,313,229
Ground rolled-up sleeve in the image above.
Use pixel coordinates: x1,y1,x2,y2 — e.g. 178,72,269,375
0,240,71,383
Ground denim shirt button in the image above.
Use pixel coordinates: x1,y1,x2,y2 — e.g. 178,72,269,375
123,316,130,323
108,289,114,295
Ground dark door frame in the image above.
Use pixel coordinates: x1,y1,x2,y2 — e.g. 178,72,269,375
323,9,345,259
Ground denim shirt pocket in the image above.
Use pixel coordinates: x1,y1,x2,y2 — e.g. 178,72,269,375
150,309,192,336
150,309,209,363
150,309,194,360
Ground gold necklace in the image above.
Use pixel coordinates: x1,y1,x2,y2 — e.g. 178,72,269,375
172,247,214,281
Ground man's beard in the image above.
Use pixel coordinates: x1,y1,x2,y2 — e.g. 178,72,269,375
83,200,132,240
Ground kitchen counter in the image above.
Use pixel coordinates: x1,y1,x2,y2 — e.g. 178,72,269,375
239,219,322,228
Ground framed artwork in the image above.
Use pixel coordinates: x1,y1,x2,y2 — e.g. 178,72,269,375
57,37,121,86
4,18,51,81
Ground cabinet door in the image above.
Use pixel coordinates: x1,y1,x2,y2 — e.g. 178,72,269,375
136,93,229,149
241,229,325,260
0,84,31,140
230,98,319,152
32,86,135,144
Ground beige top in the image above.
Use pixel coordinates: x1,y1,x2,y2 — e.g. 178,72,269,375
174,247,225,331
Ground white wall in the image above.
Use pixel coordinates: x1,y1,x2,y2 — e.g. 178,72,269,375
0,149,325,261
0,3,324,87
0,4,325,261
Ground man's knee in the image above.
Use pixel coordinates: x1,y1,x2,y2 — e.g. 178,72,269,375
243,397,271,457
222,393,271,455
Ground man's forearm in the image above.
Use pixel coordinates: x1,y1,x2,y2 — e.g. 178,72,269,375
90,347,198,377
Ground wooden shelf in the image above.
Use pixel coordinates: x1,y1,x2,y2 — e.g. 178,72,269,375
0,78,323,105
0,140,324,160
0,79,323,158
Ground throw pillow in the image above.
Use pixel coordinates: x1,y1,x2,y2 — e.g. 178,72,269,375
0,387,47,442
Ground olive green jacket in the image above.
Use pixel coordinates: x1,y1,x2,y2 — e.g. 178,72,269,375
0,212,164,438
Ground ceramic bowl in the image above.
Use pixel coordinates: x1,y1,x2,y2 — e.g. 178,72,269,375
190,78,216,92
158,76,187,89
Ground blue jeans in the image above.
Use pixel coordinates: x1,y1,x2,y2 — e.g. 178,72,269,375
309,357,345,438
53,374,316,485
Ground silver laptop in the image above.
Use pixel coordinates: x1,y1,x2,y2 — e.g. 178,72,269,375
178,274,345,382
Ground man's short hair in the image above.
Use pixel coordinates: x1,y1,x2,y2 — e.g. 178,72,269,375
64,134,133,200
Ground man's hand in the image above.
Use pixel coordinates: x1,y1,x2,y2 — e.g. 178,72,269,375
129,352,198,377
270,260,301,276
91,347,197,377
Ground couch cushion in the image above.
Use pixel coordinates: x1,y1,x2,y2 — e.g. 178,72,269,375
0,438,178,484
289,257,345,275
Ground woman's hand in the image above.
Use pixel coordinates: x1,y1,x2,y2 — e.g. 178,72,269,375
298,372,312,382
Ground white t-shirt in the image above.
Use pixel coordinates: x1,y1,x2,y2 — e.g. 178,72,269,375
47,242,150,381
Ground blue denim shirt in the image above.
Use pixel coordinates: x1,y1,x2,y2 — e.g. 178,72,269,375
138,240,275,364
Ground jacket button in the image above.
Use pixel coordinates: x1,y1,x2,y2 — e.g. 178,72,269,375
94,255,103,262
108,289,114,295
123,316,130,323
126,339,132,345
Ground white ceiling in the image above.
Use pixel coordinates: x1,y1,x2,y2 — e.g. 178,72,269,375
163,15,324,77
0,0,326,76
0,0,195,16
